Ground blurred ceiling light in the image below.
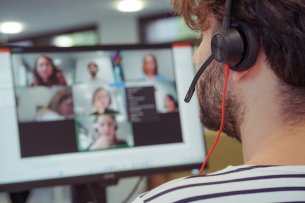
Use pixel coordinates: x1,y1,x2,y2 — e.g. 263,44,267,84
0,22,24,34
117,0,144,12
53,35,74,47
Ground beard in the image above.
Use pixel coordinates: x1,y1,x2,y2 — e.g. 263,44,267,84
196,60,245,142
90,72,97,78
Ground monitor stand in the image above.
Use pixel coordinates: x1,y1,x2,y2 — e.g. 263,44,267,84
71,178,119,203
9,191,30,203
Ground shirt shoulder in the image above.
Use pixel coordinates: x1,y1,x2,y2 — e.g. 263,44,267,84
133,165,305,203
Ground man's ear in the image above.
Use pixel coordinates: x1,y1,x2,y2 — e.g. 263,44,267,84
231,69,252,82
231,45,265,82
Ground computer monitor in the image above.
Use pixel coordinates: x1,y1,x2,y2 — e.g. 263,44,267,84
0,43,205,192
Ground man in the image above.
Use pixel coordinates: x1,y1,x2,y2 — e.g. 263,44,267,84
133,0,305,202
87,62,99,81
87,61,108,85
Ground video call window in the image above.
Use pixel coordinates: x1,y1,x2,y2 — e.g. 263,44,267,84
11,47,182,157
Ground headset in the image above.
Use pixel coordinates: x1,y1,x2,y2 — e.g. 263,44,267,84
184,0,259,174
184,0,259,103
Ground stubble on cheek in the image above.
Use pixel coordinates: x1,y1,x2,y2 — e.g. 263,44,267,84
195,61,245,141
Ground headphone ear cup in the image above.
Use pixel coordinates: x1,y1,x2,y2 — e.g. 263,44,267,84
230,21,259,72
211,28,245,66
211,21,259,72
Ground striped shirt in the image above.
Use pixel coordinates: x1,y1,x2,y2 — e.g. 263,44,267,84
133,165,305,203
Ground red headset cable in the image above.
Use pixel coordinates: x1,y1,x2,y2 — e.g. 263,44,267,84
198,64,230,175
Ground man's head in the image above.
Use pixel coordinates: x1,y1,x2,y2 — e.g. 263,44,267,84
87,62,99,79
172,0,305,141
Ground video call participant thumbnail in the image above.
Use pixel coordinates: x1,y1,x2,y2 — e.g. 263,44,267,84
88,114,128,150
164,94,178,113
138,54,167,82
36,88,74,121
91,87,119,115
32,55,67,87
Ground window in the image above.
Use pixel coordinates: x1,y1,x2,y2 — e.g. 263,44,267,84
139,13,200,44
1,24,99,47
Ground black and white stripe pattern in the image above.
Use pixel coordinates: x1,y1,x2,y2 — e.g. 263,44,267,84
133,165,305,203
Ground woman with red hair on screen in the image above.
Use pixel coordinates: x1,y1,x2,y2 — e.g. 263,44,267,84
32,55,67,87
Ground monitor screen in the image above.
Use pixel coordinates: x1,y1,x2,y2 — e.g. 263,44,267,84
0,44,205,191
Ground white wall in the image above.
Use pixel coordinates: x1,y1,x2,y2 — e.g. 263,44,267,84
98,16,139,44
